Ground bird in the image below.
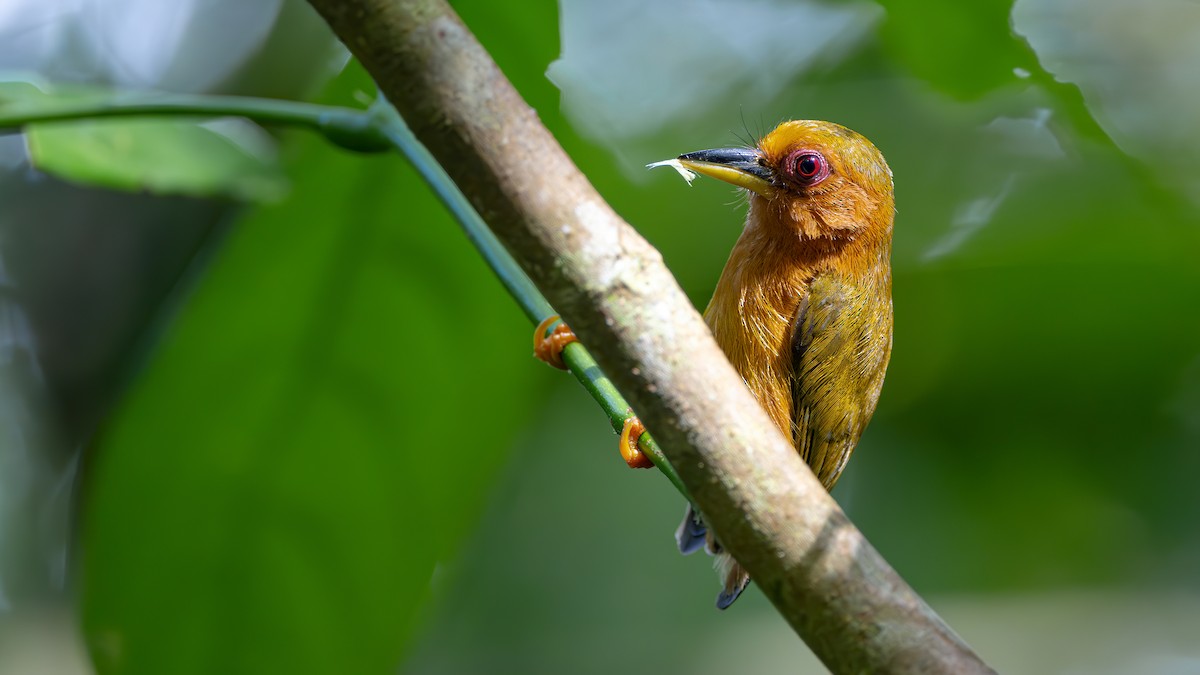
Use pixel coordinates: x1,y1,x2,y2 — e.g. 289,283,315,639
662,120,895,608
534,119,894,610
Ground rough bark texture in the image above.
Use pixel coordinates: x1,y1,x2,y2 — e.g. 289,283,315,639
305,1,996,672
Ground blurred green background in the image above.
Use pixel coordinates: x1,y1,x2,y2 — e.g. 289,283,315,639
1,0,1198,673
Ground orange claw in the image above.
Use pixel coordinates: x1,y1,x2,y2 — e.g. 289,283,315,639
620,414,653,469
533,315,578,370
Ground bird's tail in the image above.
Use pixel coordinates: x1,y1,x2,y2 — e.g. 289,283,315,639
675,503,708,555
675,504,751,609
715,555,750,610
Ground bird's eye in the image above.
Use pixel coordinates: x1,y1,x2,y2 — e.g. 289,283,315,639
797,155,819,177
785,150,829,186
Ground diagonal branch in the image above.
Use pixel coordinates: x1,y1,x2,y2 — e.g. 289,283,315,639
305,0,995,672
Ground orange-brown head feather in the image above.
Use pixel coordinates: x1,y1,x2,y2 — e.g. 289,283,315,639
753,120,893,243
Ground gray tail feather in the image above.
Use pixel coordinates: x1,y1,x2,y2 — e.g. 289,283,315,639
674,504,707,555
715,555,751,610
716,576,750,610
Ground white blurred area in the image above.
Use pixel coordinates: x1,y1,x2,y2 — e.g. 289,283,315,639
546,0,882,175
0,2,343,673
0,0,279,89
1013,0,1200,202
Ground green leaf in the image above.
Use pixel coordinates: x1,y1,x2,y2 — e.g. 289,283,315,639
2,74,288,200
0,77,105,110
80,65,540,674
872,0,1039,99
26,118,288,202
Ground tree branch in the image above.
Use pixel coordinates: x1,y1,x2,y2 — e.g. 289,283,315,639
305,0,996,672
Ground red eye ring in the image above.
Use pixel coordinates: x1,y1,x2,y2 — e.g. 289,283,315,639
785,150,829,186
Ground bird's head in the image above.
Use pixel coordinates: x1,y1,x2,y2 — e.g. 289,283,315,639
675,120,894,242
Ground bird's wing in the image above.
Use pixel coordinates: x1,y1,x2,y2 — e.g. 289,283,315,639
674,503,708,555
790,271,892,489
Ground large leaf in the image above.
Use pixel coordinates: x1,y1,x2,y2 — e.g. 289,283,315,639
27,118,287,202
1,77,287,201
872,0,1038,98
80,65,539,674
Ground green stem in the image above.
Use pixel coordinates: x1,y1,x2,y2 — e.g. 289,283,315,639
374,105,691,500
0,86,691,500
369,103,552,324
0,91,392,153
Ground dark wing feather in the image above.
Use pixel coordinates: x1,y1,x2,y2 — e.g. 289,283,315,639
674,504,708,555
790,272,892,489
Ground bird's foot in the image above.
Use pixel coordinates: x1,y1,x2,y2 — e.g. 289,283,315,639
620,414,654,469
532,315,577,370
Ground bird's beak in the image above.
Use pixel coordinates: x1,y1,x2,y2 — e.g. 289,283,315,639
677,147,777,199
